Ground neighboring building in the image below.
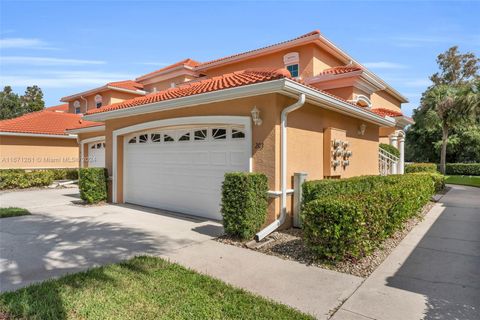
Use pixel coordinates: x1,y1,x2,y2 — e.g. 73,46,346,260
0,104,101,169
2,30,412,231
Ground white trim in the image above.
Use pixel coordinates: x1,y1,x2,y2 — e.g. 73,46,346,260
79,136,105,168
84,78,395,127
66,125,105,134
350,94,372,108
137,68,198,85
112,116,252,203
0,132,77,139
61,86,145,102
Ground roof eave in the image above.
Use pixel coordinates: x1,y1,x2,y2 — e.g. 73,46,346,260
84,78,394,127
0,131,78,139
65,125,106,134
61,86,145,102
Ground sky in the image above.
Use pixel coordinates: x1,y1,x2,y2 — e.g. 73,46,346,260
1,1,479,116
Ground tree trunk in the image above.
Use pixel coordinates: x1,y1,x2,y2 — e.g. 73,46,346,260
440,125,449,174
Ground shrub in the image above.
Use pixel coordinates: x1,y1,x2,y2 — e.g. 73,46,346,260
79,168,108,204
379,143,400,158
221,172,268,240
301,174,437,261
411,172,446,192
0,170,54,189
444,163,480,176
405,163,438,173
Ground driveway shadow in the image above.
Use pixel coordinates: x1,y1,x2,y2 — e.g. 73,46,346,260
0,214,192,293
385,187,480,320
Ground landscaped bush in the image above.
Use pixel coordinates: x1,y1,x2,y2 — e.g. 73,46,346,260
301,173,438,261
379,143,400,158
221,172,268,240
47,168,79,180
444,163,480,176
0,170,54,190
79,168,108,204
405,163,438,173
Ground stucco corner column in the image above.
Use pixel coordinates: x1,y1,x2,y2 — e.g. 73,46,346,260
389,134,398,174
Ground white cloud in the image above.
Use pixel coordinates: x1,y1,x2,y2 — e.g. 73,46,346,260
0,38,53,49
1,56,105,66
362,61,408,69
0,71,134,88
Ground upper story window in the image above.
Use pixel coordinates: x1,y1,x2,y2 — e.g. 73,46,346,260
73,100,81,114
286,64,299,77
284,52,300,78
95,94,103,108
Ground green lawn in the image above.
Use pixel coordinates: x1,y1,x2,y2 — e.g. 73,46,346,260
445,175,480,187
0,207,30,218
0,256,313,320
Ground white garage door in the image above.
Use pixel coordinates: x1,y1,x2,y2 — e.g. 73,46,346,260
124,125,249,220
88,141,105,168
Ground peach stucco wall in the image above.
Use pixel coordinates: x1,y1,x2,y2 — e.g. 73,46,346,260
100,93,380,226
371,90,402,112
0,135,78,169
143,75,197,92
68,90,140,114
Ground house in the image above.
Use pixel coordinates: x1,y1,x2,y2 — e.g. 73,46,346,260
53,31,413,230
0,104,101,169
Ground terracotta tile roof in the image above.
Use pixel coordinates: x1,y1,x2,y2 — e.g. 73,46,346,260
46,103,69,112
371,108,403,117
0,109,102,136
107,80,144,91
198,31,320,68
137,59,201,80
88,68,292,115
318,66,363,76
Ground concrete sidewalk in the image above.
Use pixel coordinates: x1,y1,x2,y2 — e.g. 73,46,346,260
0,188,362,319
331,184,480,320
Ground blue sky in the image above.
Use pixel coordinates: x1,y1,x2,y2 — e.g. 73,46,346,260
1,1,479,116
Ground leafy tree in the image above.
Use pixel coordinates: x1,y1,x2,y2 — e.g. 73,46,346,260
421,83,479,173
0,86,21,120
406,47,480,168
0,85,45,120
21,85,45,113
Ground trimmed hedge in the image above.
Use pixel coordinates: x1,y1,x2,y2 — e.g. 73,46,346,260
379,143,400,158
0,170,55,190
221,172,268,240
405,163,438,173
445,163,480,176
79,168,108,204
301,173,441,261
0,169,79,190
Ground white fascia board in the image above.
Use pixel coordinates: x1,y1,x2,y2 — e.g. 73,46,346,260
65,125,105,134
0,132,78,139
137,66,198,83
105,87,146,95
61,87,144,102
282,79,396,127
83,79,285,122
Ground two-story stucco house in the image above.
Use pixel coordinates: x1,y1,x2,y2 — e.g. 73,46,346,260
1,31,413,233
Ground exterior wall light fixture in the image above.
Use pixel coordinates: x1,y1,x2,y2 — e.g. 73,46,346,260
358,123,367,136
251,106,263,126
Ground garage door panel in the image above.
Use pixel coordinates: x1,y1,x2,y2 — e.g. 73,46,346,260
124,125,249,220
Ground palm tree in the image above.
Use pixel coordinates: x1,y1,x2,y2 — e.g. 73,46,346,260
422,81,479,174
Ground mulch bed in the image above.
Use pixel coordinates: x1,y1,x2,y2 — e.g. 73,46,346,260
217,201,436,278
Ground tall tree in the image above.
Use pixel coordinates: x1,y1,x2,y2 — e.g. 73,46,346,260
430,46,479,86
0,86,21,120
21,85,45,113
421,82,479,173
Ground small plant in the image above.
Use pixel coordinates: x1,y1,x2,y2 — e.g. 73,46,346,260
405,163,438,173
79,168,108,204
221,172,268,240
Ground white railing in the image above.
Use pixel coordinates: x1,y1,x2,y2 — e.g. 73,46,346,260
379,148,399,176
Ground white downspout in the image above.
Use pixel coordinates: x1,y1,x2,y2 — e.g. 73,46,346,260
255,93,306,241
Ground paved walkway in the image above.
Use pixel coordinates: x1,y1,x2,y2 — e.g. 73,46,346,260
331,184,480,320
0,188,361,319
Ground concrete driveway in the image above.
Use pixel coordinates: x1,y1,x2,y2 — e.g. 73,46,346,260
0,188,224,292
0,187,362,319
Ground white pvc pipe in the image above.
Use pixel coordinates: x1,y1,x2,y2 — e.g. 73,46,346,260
255,93,306,241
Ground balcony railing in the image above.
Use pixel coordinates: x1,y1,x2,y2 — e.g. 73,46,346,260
379,148,399,176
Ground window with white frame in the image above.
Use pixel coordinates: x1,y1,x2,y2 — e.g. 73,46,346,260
95,94,103,108
73,100,81,114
